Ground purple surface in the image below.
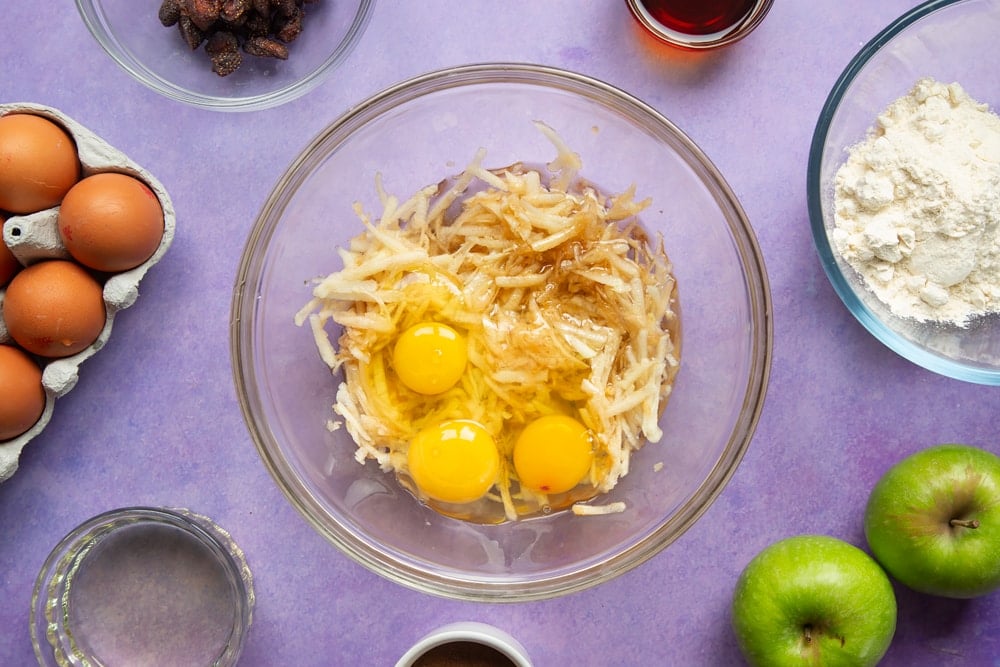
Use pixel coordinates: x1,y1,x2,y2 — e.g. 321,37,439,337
1,2,998,666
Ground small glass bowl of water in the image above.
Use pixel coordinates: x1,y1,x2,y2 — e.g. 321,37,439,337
30,507,254,667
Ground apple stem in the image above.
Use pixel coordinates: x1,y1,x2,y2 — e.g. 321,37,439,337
950,518,980,529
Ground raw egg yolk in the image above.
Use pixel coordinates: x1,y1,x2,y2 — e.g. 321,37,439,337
513,415,594,495
407,419,499,504
393,322,467,395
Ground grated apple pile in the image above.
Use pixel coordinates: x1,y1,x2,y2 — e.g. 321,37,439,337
296,123,680,522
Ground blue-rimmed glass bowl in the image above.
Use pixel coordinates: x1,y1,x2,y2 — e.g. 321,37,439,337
808,0,1000,384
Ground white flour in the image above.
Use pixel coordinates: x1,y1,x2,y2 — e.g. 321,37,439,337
832,77,1000,326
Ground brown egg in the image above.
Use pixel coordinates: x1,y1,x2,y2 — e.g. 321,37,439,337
0,216,20,287
58,172,165,273
2,260,106,358
0,344,46,441
0,113,80,214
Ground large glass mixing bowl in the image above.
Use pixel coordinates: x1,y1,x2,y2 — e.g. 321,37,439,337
231,63,772,601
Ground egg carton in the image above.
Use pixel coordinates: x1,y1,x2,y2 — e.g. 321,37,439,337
0,103,175,482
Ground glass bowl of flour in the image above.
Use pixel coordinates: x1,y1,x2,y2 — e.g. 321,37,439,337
808,0,1000,384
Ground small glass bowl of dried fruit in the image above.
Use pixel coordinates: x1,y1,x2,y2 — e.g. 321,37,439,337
75,0,375,111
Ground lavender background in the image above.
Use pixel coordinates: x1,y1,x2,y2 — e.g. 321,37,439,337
2,2,999,665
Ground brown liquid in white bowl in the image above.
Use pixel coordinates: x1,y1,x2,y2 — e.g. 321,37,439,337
414,641,516,667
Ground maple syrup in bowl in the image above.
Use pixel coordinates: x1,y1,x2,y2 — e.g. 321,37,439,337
625,0,773,50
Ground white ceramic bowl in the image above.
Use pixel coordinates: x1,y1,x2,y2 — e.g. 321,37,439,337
395,622,531,667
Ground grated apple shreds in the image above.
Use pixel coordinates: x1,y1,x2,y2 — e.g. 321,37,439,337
296,123,680,521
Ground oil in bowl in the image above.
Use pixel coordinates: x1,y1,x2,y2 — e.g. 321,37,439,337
30,507,254,667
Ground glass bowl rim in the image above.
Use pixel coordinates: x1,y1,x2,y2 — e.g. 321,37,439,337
74,0,376,112
230,62,773,601
806,0,1000,385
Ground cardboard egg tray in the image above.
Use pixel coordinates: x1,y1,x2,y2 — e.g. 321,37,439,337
0,103,175,482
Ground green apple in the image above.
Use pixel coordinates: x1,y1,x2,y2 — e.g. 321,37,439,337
864,443,1000,598
731,535,896,667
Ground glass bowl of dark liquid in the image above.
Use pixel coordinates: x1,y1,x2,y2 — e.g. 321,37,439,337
625,0,773,50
